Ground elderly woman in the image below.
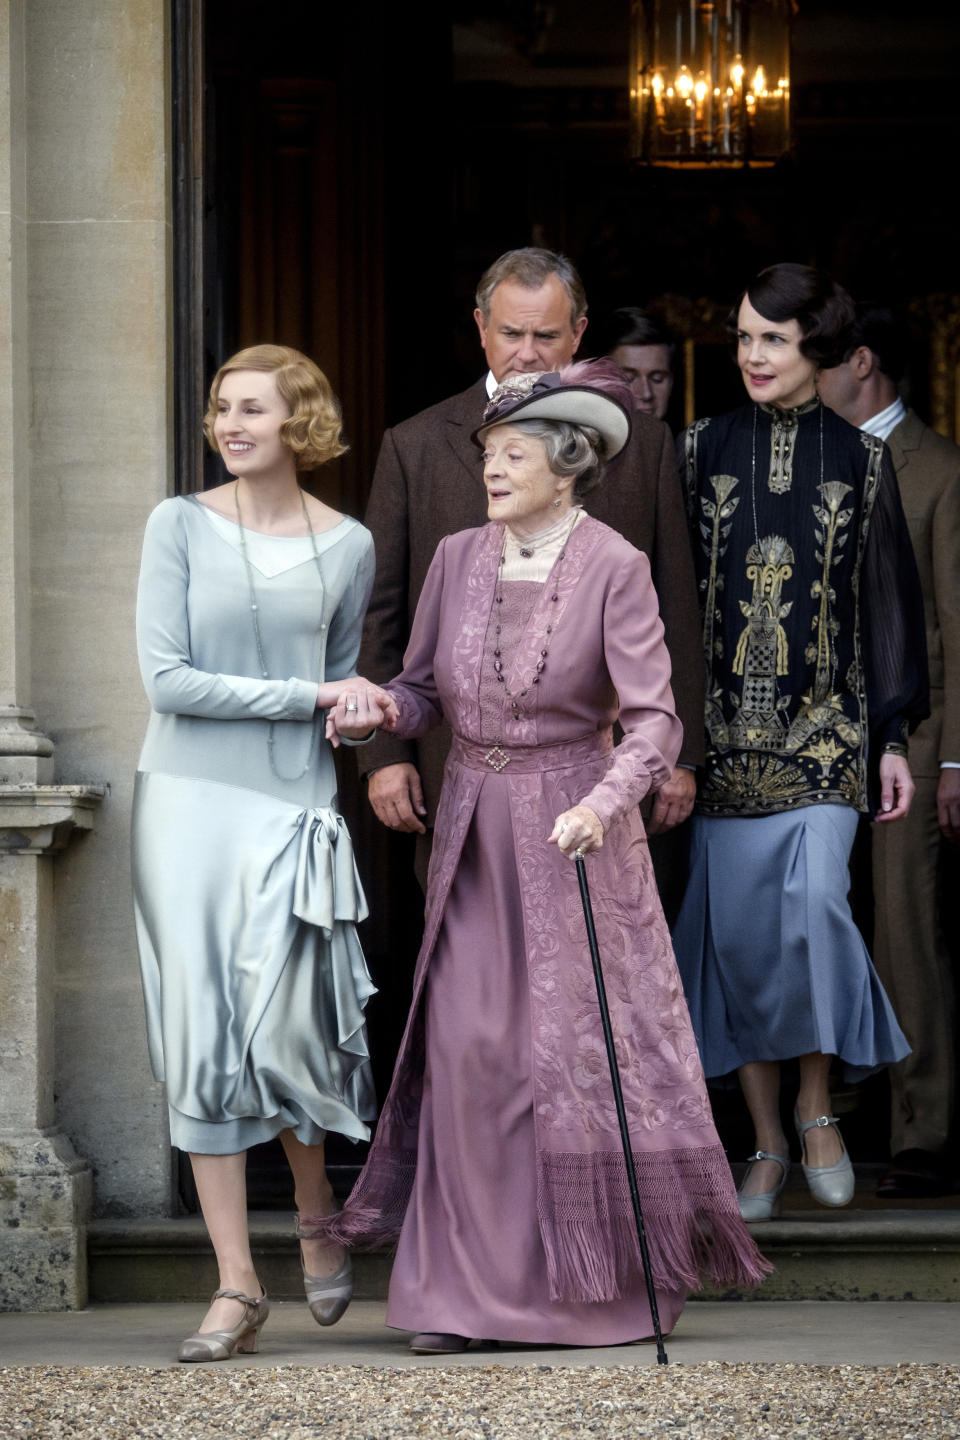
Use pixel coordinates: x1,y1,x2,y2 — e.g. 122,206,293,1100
133,345,394,1360
672,265,927,1220
324,361,767,1354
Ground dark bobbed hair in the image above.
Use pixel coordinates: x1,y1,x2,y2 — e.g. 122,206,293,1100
843,302,909,384
728,263,855,369
593,306,677,363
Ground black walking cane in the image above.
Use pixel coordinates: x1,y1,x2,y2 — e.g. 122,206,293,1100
574,850,668,1365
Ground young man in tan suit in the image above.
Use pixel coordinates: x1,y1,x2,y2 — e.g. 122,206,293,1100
820,304,960,1197
357,247,704,886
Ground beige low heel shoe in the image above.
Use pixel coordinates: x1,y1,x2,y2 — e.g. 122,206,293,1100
302,1251,353,1327
177,1287,270,1363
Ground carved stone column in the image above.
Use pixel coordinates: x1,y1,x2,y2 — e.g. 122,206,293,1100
0,787,104,1309
0,0,105,1311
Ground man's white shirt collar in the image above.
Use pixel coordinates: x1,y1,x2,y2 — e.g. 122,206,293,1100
859,396,906,442
485,370,497,398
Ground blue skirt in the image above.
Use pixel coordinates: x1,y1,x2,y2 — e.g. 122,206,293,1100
672,804,909,1085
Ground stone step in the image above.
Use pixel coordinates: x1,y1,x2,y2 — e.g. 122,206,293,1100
88,1205,960,1306
88,1212,394,1306
699,1209,960,1302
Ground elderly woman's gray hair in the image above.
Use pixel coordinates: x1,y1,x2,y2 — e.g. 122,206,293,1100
484,417,605,498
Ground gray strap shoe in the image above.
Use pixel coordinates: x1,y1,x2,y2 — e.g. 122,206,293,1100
737,1149,790,1221
794,1109,855,1208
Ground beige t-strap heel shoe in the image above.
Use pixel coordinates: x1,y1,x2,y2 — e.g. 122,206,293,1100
177,1287,270,1362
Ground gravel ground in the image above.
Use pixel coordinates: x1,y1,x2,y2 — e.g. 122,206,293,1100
3,1363,958,1439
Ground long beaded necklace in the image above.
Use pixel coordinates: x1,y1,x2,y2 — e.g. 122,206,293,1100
492,506,580,722
235,484,325,782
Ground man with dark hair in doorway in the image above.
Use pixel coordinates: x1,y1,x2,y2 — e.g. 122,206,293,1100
820,303,960,1198
357,246,703,891
592,306,679,425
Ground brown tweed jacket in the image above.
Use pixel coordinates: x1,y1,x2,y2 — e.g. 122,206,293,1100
356,377,705,819
888,408,960,775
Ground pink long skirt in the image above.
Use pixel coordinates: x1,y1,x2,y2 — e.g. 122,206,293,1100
385,777,687,1346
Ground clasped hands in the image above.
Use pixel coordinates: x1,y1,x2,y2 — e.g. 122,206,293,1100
318,678,398,748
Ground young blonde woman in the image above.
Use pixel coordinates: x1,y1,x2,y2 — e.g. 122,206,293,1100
132,345,393,1360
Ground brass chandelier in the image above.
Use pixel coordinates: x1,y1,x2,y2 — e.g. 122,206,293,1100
630,1,793,168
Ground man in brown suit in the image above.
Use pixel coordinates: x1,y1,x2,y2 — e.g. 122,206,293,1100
357,247,704,885
820,303,960,1196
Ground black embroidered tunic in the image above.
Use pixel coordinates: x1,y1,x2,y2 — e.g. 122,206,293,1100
678,399,928,818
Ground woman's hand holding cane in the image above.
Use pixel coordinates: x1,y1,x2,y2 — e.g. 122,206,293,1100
549,805,603,858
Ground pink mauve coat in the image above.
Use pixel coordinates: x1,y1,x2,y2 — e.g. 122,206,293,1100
331,516,767,1301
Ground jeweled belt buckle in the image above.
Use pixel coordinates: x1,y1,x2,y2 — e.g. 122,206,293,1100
483,745,511,772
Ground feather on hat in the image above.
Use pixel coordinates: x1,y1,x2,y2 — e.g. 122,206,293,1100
472,358,633,458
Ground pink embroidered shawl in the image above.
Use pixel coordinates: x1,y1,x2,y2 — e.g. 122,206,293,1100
329,517,769,1299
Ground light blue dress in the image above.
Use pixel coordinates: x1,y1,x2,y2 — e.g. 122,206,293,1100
132,495,377,1153
673,806,909,1085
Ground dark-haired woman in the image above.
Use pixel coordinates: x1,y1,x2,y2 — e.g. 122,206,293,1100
133,345,395,1360
673,265,928,1219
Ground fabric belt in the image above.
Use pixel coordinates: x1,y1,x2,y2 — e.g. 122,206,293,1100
450,729,613,775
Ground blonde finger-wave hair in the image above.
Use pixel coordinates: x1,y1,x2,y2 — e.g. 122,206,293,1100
203,344,348,470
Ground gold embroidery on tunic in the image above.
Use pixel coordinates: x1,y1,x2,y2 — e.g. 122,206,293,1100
768,411,799,493
806,481,854,689
699,474,740,663
732,535,793,677
704,750,811,807
727,535,794,752
700,479,867,810
760,399,819,495
694,411,883,815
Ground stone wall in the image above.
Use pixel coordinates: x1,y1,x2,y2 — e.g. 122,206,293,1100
1,0,175,1311
27,0,175,1218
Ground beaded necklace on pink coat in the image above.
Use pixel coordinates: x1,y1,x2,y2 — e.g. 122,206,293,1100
492,505,581,723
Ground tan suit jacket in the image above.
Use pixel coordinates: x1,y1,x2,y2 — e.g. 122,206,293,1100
356,377,704,819
888,409,960,775
872,408,960,1154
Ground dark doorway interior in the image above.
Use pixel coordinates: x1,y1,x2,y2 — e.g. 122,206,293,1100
174,0,960,1207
